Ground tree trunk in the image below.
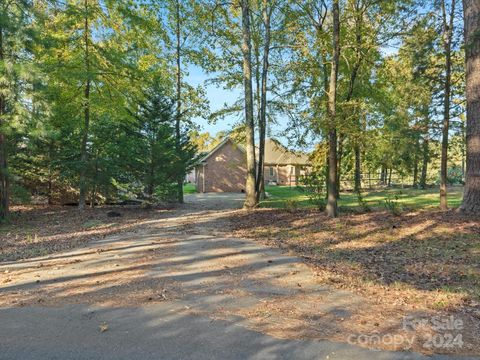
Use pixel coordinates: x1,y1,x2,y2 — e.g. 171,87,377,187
47,178,53,205
255,0,271,202
349,1,364,195
326,0,340,218
79,0,90,211
337,2,362,198
241,0,257,209
439,0,456,210
459,0,480,213
0,26,8,219
420,138,429,189
388,168,392,187
461,118,466,180
336,133,343,198
413,161,418,188
354,143,361,192
413,138,420,187
175,0,184,203
47,141,54,205
148,154,154,200
90,155,98,208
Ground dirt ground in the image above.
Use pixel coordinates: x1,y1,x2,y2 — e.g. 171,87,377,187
1,194,479,356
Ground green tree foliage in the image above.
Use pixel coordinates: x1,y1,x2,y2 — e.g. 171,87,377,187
0,0,43,216
0,0,201,215
0,0,471,218
128,82,197,201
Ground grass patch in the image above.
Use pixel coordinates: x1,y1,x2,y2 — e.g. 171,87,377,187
183,183,196,194
262,185,464,211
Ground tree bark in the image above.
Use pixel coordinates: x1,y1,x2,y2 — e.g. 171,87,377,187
175,0,184,203
47,141,54,205
349,0,364,194
90,154,98,208
459,0,480,213
326,0,340,218
241,0,257,209
339,2,362,197
336,133,343,198
413,138,420,187
0,26,8,219
354,143,361,192
439,0,456,210
78,0,91,211
148,147,155,200
420,137,429,189
255,0,271,202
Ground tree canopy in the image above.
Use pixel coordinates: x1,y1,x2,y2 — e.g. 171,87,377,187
0,0,477,217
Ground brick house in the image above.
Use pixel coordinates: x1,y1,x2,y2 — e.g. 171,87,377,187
194,138,310,193
262,138,310,186
195,138,247,193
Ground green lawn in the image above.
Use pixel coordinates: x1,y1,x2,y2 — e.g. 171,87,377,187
183,183,197,194
262,185,464,211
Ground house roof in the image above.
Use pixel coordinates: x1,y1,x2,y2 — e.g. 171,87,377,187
263,138,310,165
197,138,245,163
196,137,309,166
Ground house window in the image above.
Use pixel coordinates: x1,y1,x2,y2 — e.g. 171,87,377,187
269,167,274,177
290,166,294,175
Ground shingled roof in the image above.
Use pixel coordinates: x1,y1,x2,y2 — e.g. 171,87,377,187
197,137,310,166
263,138,310,165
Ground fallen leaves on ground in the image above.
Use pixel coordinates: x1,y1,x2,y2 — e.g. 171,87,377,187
0,205,170,262
226,208,480,311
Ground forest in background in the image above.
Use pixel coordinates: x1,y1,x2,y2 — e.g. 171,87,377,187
1,0,479,219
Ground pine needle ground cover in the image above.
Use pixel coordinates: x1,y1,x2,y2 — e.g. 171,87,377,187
226,207,480,354
0,206,170,262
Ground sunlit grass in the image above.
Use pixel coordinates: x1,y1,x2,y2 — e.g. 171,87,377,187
183,183,197,194
262,185,464,211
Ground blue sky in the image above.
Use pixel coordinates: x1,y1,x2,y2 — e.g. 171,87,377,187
185,64,294,146
186,64,241,135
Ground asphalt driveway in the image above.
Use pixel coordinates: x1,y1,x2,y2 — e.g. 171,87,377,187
0,193,477,359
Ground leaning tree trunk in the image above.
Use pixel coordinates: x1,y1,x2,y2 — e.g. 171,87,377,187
326,0,340,218
459,0,480,213
0,26,8,219
439,0,456,210
175,0,184,203
241,0,257,209
79,0,91,211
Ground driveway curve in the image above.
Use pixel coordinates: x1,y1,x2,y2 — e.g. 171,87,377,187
0,193,474,360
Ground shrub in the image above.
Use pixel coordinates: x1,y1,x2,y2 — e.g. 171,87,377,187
154,182,179,202
383,194,403,215
300,171,326,211
11,185,31,204
447,166,464,185
356,191,371,212
284,199,299,212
